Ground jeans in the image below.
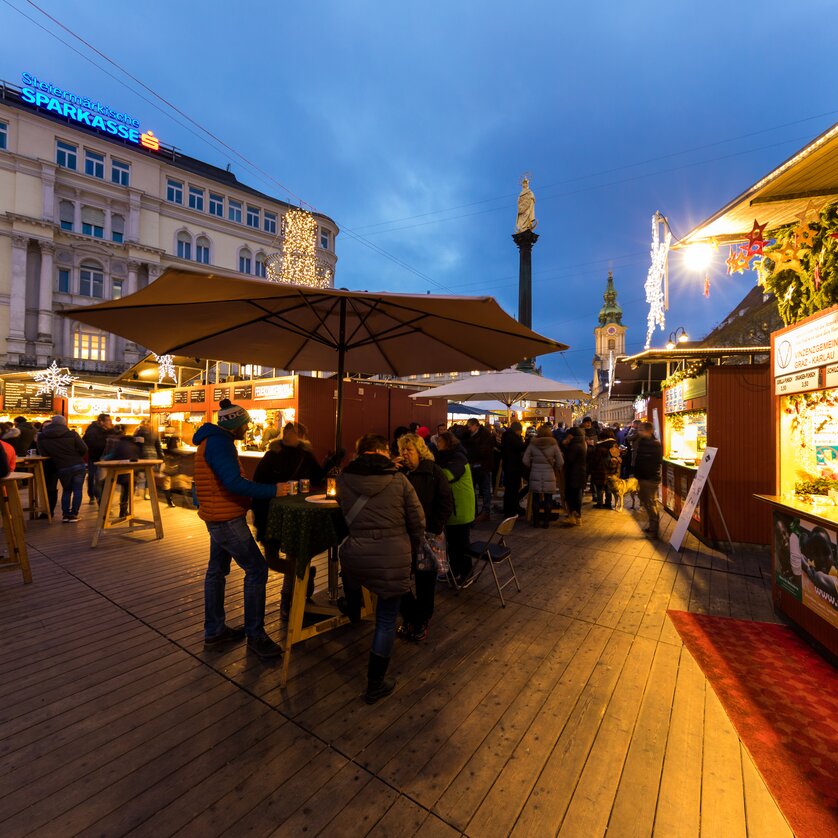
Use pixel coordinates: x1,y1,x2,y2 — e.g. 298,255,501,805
58,464,86,517
86,459,101,500
472,466,493,514
204,516,269,639
638,479,660,533
344,575,401,657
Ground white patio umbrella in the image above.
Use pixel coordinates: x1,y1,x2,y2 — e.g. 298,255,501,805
410,368,586,421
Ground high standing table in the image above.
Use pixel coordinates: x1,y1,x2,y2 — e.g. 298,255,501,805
264,493,373,687
18,455,52,521
0,473,33,583
92,460,164,548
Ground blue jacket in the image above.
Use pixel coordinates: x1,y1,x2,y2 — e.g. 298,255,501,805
192,423,276,502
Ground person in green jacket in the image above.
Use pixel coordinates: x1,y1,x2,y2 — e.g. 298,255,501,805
435,432,476,584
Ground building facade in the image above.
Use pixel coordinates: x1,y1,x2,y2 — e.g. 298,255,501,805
591,271,633,424
0,73,338,376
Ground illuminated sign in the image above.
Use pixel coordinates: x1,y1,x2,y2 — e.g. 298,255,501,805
150,390,174,407
20,71,161,151
254,380,295,401
69,397,149,417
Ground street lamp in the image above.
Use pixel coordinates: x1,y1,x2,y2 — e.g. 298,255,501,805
666,327,689,350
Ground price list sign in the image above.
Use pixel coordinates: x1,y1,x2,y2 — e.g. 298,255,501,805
3,381,54,413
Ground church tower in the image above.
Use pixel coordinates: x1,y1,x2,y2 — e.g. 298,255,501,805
591,271,627,409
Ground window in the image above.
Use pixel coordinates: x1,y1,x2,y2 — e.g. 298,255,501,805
195,236,211,264
607,338,616,350
79,262,104,298
176,231,192,260
188,186,205,211
209,193,224,217
84,150,105,179
73,328,107,361
228,199,242,223
81,206,105,239
112,279,123,300
319,227,331,250
264,212,277,234
111,214,125,243
57,268,70,293
255,252,266,278
111,159,130,186
246,206,260,228
58,200,74,232
56,140,77,170
238,247,252,274
0,121,7,150
167,178,183,204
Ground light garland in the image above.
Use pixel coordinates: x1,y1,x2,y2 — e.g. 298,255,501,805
32,360,77,398
265,208,333,288
644,212,671,349
153,353,176,384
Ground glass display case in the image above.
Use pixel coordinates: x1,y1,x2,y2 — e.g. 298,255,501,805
664,409,707,467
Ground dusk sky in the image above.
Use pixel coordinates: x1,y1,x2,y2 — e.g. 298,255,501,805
2,0,836,389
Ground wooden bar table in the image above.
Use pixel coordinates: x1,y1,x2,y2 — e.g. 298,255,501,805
0,472,33,583
92,459,164,548
17,455,52,521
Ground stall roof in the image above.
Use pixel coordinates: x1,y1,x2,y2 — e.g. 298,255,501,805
676,119,838,246
621,345,770,365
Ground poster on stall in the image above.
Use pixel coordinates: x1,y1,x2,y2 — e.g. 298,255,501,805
773,511,838,630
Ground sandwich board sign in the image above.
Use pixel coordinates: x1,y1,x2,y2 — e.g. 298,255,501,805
669,447,718,551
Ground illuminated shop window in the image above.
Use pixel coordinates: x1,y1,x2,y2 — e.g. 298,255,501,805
84,150,105,179
73,328,107,361
79,261,104,298
188,186,205,212
209,193,224,217
167,178,183,204
111,159,130,186
56,140,77,170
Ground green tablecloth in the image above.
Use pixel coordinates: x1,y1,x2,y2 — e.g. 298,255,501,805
264,494,348,579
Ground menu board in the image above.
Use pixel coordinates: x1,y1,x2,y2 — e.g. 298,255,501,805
213,387,230,402
173,390,189,405
190,388,206,404
3,381,54,413
233,384,252,400
664,383,684,414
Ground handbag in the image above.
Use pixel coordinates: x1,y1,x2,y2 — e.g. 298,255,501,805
418,530,448,573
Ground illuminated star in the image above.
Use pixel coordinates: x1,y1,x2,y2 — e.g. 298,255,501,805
725,247,740,274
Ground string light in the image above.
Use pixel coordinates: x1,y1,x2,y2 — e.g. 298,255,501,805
32,360,77,398
153,353,176,383
644,212,671,350
265,209,333,288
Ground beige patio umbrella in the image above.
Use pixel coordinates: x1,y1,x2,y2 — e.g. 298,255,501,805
61,268,568,449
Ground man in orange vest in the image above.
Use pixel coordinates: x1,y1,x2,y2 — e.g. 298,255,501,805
193,398,287,659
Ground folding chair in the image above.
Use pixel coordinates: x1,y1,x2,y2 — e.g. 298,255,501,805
465,515,521,607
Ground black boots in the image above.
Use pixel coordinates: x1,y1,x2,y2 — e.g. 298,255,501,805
365,652,395,704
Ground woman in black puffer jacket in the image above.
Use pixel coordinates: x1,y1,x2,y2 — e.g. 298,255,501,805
396,433,453,641
561,426,588,526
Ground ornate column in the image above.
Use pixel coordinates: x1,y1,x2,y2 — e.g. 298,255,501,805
7,235,29,359
37,241,55,340
41,164,56,223
512,228,539,372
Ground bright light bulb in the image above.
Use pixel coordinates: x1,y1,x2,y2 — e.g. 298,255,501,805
678,332,689,343
682,244,713,273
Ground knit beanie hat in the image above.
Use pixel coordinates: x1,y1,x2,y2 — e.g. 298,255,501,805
51,414,67,426
217,398,250,431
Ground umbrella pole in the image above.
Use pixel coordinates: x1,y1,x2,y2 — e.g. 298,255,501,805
335,298,347,456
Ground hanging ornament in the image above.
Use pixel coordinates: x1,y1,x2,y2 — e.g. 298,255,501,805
703,276,710,297
264,208,333,288
725,246,740,274
32,360,77,399
153,353,176,383
795,223,816,249
795,199,821,228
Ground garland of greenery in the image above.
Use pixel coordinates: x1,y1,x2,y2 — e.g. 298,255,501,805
760,200,838,324
661,359,712,391
666,409,707,432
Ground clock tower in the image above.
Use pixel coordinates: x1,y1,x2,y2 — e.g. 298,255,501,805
591,272,629,414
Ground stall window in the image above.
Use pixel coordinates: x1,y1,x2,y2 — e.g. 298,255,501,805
81,206,105,238
238,247,252,274
56,140,77,170
196,235,211,264
228,200,242,223
79,261,104,298
264,211,277,234
209,193,224,217
167,178,183,204
73,327,107,361
188,186,205,212
57,267,70,293
246,206,260,229
84,150,105,179
111,159,130,186
254,252,266,278
111,214,125,243
58,200,74,231
0,121,7,150
176,231,192,260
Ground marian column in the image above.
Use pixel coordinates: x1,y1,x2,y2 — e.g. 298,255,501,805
512,177,538,372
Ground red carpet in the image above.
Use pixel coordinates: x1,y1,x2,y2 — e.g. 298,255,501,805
668,610,838,837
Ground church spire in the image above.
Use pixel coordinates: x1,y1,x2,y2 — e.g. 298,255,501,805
598,271,623,326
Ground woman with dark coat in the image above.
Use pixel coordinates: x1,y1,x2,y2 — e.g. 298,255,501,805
396,433,453,641
337,433,425,704
561,426,588,526
591,431,621,509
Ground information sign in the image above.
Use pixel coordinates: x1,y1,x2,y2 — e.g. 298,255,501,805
253,380,295,401
189,388,206,404
669,447,718,551
825,362,838,389
233,384,252,400
775,369,820,395
212,387,229,402
774,308,838,376
173,390,189,404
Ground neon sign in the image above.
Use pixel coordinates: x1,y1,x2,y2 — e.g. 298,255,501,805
19,71,161,151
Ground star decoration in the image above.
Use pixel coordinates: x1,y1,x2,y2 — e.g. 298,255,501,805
726,246,741,274
747,219,767,246
795,199,821,228
795,223,816,249
153,353,176,384
32,361,77,399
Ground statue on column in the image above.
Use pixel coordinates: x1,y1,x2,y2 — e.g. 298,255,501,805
515,176,537,233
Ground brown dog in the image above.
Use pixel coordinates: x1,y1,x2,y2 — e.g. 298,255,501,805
607,475,639,511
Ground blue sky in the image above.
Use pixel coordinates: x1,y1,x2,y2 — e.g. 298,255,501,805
3,0,836,388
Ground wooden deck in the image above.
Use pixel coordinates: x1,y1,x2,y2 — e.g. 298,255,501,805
0,494,794,837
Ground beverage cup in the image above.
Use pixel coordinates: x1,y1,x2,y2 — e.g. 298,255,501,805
287,480,298,495
300,478,310,494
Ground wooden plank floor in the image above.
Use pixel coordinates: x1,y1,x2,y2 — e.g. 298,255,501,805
0,491,794,837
